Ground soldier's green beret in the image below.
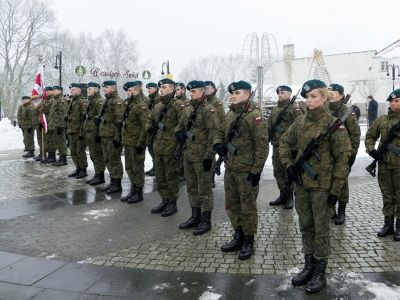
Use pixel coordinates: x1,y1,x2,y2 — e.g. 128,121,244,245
205,81,216,88
228,80,252,94
87,82,100,89
123,81,142,91
276,85,292,94
45,86,54,91
329,83,344,95
158,78,175,87
187,80,205,90
102,80,117,87
21,96,30,100
53,86,63,91
69,83,87,89
300,79,327,98
387,89,400,101
176,82,186,89
146,82,158,89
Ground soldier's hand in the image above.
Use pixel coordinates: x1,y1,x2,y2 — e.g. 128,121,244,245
202,159,213,172
214,143,227,157
27,128,32,134
147,126,158,136
135,147,144,154
349,155,356,167
94,117,101,127
57,127,63,135
175,131,186,144
115,121,123,130
247,173,261,187
113,139,121,149
95,136,101,143
286,165,297,182
369,150,383,162
327,194,338,207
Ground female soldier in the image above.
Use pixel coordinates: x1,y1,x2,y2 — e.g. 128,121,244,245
365,89,400,240
279,80,350,294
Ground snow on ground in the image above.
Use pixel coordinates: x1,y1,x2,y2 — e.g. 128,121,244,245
0,118,25,151
199,291,222,300
82,208,114,220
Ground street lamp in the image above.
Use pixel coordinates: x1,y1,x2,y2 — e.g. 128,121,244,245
161,60,170,76
386,63,400,92
53,51,62,86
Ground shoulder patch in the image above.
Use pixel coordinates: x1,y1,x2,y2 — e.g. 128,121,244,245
210,108,216,113
141,106,147,110
255,116,263,125
338,125,346,132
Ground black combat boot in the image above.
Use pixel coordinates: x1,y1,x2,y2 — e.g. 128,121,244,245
335,201,347,225
86,174,97,184
291,254,316,286
394,219,400,241
34,154,42,161
151,200,168,214
269,190,287,206
284,192,294,210
193,211,212,235
89,172,105,185
179,207,201,229
68,167,80,178
100,177,113,192
107,178,122,194
127,186,143,204
40,152,49,163
75,168,87,179
22,150,34,158
145,167,155,177
46,152,56,164
238,235,254,260
121,184,136,202
221,227,244,252
161,200,178,217
53,154,67,166
305,258,328,294
377,216,394,237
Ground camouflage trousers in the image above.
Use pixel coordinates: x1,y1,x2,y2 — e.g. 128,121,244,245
101,137,123,179
224,168,259,235
272,146,289,192
46,130,56,152
124,146,145,187
54,127,68,156
68,133,87,169
86,132,105,174
22,128,34,151
184,158,213,211
154,154,179,202
147,135,155,160
378,164,400,218
295,187,331,259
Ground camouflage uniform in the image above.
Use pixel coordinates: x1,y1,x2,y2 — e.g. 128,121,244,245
224,101,268,235
82,92,105,174
17,102,34,152
32,103,46,156
98,91,125,179
176,93,188,177
365,109,400,219
66,95,87,170
48,94,68,157
146,92,160,170
43,97,56,154
279,106,351,259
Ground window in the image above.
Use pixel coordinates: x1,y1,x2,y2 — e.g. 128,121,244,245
381,61,388,71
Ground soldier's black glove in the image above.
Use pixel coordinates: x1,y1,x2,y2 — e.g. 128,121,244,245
64,115,68,123
27,128,32,134
56,127,63,135
78,135,85,141
203,159,213,172
214,143,227,157
291,150,298,160
113,139,121,148
135,147,144,154
369,150,383,162
95,135,101,143
349,155,356,167
94,117,101,127
286,165,298,183
175,131,186,144
247,173,261,187
327,194,339,208
147,125,158,136
115,121,123,130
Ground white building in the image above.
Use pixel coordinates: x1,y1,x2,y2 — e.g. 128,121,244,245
264,40,400,116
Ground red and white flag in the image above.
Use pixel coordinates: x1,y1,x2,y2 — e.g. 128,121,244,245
32,64,48,133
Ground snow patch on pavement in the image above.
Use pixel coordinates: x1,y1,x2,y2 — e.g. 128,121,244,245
82,208,114,220
45,254,57,259
199,291,222,300
152,283,171,291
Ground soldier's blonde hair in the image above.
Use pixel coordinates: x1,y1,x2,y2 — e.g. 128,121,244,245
315,87,335,102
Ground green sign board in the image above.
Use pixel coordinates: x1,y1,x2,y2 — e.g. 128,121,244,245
142,70,151,80
75,66,86,76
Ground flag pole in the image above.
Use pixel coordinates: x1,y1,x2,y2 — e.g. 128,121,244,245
41,127,45,160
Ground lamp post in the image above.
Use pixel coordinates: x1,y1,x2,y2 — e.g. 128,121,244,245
386,63,400,92
161,60,170,76
54,51,62,86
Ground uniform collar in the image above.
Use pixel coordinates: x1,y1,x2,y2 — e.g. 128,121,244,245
306,105,327,123
277,99,290,108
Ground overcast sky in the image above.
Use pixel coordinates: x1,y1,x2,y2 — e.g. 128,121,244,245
52,0,400,78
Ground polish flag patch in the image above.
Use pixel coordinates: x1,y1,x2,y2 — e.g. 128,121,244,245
339,125,346,132
255,116,262,125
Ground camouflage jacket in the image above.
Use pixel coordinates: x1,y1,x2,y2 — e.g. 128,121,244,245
267,99,302,147
225,101,268,174
48,95,68,130
365,109,400,169
207,95,226,129
66,95,87,135
17,103,33,129
98,91,125,139
279,106,351,196
147,92,160,111
147,94,185,156
121,93,149,148
175,99,224,161
41,97,53,116
82,92,104,134
328,100,361,158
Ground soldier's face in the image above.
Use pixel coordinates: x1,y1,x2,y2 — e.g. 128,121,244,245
230,90,250,104
389,98,400,111
306,90,326,110
46,91,54,96
70,87,81,96
205,87,215,96
53,90,62,96
159,84,174,96
103,85,113,95
147,87,158,95
175,87,184,97
330,91,342,102
278,91,291,101
87,88,95,97
190,88,204,100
